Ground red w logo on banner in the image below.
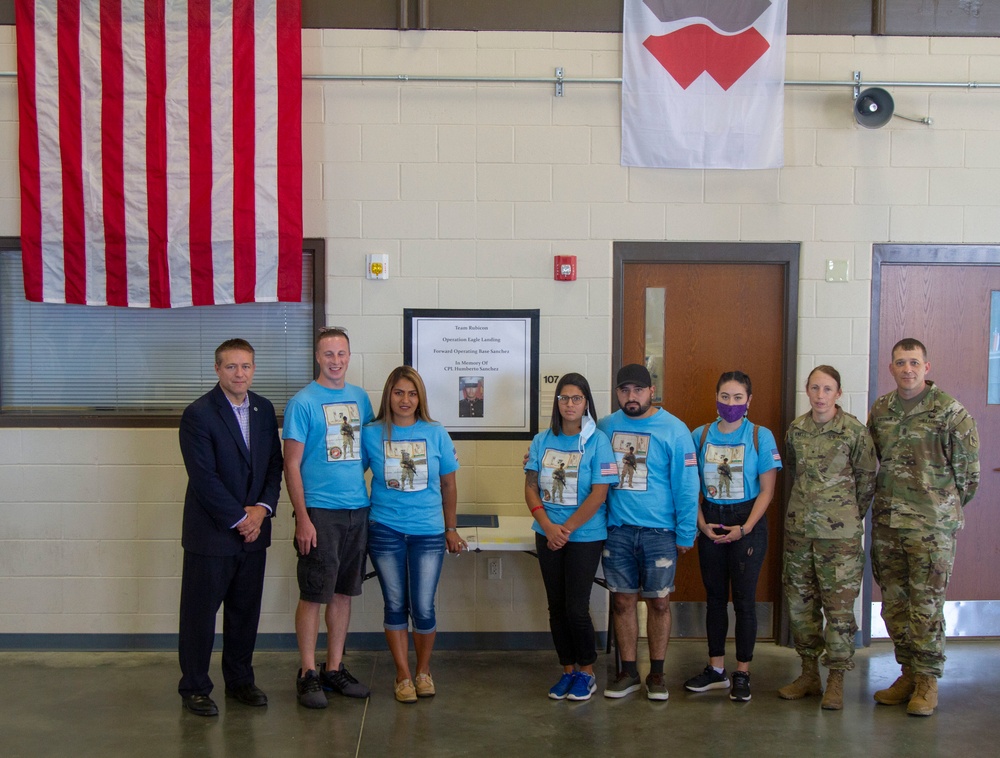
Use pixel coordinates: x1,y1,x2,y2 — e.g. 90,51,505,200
643,25,771,91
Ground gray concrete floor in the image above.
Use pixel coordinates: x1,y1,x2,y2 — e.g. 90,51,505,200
0,639,994,758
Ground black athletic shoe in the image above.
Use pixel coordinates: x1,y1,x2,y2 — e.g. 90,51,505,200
730,671,752,702
684,665,730,692
320,662,371,698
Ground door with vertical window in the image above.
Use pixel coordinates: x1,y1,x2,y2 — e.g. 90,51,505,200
615,242,798,638
872,247,1000,636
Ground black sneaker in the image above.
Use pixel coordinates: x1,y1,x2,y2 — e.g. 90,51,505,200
684,665,730,692
730,671,752,702
320,662,371,698
297,668,328,709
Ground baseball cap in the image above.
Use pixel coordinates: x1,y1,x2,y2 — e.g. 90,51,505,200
615,364,652,389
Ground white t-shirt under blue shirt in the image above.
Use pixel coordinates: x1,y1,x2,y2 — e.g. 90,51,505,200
282,381,374,510
691,418,782,505
363,419,460,536
524,425,619,543
596,408,701,547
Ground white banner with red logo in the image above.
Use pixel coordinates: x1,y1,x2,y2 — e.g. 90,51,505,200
622,0,787,169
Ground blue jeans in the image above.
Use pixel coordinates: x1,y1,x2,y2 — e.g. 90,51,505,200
698,499,768,663
602,525,678,598
367,521,445,633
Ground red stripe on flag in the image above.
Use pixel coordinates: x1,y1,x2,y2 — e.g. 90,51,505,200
276,0,303,301
15,0,42,302
187,0,214,305
57,0,86,304
232,0,256,303
145,0,170,307
101,0,127,306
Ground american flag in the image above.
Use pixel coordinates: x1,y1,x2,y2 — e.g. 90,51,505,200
684,451,697,467
771,448,782,462
600,461,619,476
16,0,302,307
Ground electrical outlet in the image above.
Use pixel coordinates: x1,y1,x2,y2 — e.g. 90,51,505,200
487,557,502,580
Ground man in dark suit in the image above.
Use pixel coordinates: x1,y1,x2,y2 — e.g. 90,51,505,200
177,338,284,716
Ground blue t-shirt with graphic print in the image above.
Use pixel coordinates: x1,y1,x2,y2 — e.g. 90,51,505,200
282,381,374,510
525,426,619,543
597,408,701,547
691,418,782,504
363,419,460,536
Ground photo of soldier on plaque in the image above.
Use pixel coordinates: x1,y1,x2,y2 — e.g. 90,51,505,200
458,376,484,418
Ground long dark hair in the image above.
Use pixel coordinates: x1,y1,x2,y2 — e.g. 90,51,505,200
374,366,434,442
549,372,598,435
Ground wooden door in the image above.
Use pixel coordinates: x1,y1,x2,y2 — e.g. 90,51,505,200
615,242,798,638
874,257,1000,611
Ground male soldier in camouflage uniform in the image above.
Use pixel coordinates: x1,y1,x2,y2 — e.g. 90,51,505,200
867,338,979,717
778,365,877,710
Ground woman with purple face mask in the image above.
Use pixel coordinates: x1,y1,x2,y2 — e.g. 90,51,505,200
683,371,782,703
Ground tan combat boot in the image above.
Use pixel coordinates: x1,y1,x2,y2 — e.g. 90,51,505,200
778,657,823,700
873,665,915,705
906,674,938,716
821,669,844,710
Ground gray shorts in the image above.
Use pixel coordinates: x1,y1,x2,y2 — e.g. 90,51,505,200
296,506,369,603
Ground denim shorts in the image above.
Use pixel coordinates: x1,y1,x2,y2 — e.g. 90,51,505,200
367,521,445,633
602,525,678,598
296,507,369,603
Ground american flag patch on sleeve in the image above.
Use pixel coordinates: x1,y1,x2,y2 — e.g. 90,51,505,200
684,452,697,467
771,449,782,462
600,462,619,476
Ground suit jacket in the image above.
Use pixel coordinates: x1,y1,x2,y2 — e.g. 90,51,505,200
179,383,283,556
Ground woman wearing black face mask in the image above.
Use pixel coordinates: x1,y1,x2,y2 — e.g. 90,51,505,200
683,371,782,703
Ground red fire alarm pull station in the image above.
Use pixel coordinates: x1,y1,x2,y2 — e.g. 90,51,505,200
554,255,577,281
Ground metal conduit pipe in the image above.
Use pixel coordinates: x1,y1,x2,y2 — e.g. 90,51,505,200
0,70,999,90
294,73,1000,91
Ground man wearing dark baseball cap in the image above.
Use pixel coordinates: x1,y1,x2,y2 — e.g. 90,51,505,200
615,364,652,389
597,363,699,701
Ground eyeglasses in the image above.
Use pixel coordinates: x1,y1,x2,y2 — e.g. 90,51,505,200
319,326,348,334
557,394,585,405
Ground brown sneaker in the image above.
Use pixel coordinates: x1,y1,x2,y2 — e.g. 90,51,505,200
394,678,418,704
906,674,938,716
415,673,436,698
874,665,915,705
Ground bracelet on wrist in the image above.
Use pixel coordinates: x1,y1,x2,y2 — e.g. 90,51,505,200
445,527,457,532
739,525,745,538
530,504,545,513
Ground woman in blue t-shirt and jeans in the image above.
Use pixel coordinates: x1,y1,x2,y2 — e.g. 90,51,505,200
363,366,464,704
684,370,782,703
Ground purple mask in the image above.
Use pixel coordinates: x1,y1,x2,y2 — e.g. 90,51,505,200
716,401,747,424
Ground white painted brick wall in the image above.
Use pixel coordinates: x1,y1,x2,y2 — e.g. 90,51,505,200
3,29,1000,638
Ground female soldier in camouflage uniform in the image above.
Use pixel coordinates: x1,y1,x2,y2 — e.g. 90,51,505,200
778,366,876,710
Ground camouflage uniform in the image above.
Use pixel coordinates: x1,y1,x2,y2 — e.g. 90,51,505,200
867,380,979,678
783,407,877,670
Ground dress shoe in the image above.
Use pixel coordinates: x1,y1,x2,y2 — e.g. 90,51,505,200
225,682,268,707
182,694,219,716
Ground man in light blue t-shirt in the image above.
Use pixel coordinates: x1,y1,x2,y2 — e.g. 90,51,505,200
283,328,374,708
596,364,700,701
